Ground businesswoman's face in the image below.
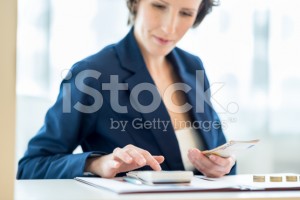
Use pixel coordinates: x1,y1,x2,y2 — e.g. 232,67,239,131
134,0,202,57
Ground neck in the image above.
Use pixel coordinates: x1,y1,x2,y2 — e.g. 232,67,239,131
143,53,165,70
138,42,171,75
134,30,169,73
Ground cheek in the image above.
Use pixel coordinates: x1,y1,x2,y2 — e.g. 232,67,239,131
182,16,196,29
176,23,193,39
142,11,161,30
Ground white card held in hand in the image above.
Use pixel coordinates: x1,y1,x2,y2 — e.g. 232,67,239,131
202,139,259,158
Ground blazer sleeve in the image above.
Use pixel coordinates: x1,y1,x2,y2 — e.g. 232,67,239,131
17,61,106,179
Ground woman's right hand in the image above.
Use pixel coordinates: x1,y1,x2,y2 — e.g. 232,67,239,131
85,144,165,178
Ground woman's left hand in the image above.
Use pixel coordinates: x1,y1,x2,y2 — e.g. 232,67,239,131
188,148,236,178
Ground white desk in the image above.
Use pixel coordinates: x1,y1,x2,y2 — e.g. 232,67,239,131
15,179,300,200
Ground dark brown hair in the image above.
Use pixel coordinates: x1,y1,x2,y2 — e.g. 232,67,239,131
126,0,219,28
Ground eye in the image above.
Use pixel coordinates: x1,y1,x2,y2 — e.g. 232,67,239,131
152,3,167,10
180,11,193,17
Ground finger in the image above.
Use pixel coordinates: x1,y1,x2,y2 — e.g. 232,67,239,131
130,146,163,171
188,149,225,177
140,151,162,171
124,145,162,170
188,149,213,171
188,148,226,170
188,148,207,163
113,147,133,164
208,155,230,167
193,157,225,177
153,155,165,164
126,148,147,166
209,155,235,174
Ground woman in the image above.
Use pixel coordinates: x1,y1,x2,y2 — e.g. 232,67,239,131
17,0,236,179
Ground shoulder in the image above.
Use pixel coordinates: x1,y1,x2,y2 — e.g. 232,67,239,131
70,44,119,73
172,47,205,71
171,47,211,89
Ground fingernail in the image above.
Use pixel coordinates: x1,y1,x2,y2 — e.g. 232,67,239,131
189,153,196,160
189,149,195,155
209,155,216,161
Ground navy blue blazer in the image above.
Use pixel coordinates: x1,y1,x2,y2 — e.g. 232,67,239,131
17,28,236,179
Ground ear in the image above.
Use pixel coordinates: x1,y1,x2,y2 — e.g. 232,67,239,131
132,0,140,15
127,0,140,25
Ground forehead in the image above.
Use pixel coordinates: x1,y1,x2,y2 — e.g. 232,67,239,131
141,0,202,10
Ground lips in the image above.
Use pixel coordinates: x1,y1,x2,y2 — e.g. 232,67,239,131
153,36,172,46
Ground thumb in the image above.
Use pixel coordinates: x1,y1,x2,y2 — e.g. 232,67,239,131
110,160,121,169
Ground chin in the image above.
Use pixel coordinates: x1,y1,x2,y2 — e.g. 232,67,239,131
150,47,173,57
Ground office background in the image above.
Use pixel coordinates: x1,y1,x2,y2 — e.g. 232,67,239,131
15,0,300,182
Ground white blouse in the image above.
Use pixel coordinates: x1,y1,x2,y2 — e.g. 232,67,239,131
174,127,204,171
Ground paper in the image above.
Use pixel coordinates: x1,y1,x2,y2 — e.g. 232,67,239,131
75,173,300,194
202,139,259,157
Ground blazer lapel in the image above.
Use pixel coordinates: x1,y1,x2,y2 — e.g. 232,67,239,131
168,50,218,150
114,28,184,170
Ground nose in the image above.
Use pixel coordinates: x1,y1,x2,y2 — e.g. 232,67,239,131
161,11,177,35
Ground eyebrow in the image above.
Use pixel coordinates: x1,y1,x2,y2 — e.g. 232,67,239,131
158,0,198,12
182,8,197,13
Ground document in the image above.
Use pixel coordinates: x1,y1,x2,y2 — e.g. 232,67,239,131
75,173,300,194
